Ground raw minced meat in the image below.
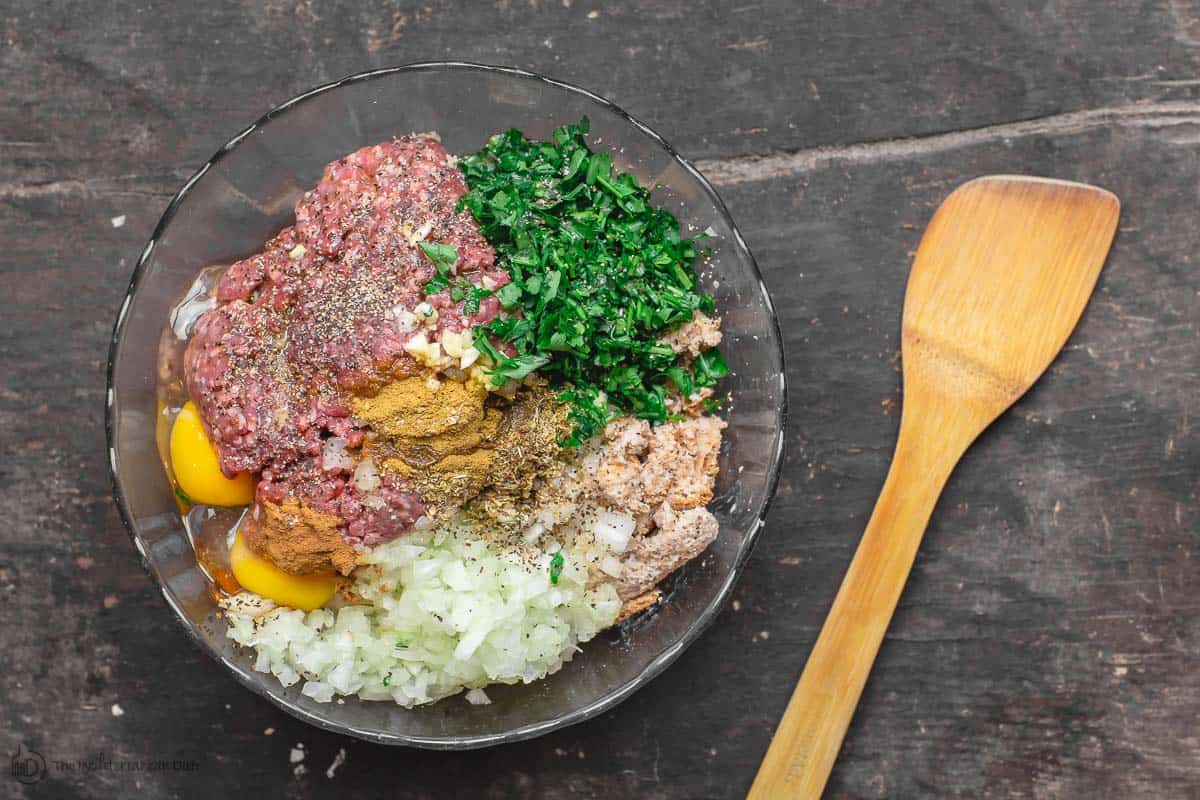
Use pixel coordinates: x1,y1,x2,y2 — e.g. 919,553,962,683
185,135,510,550
595,415,726,516
658,311,723,358
591,413,726,601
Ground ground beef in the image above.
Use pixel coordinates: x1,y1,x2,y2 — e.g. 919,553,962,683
186,135,508,552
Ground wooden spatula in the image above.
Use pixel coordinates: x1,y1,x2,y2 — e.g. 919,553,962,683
748,176,1119,799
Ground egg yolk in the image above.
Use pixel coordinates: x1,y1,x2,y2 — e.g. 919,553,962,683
169,401,254,507
229,532,338,611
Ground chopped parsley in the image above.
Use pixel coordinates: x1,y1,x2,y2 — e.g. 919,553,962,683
460,118,727,445
173,485,192,506
549,551,565,585
419,241,459,275
420,241,493,314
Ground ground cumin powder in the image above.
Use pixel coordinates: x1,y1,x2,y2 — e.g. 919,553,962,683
352,375,568,520
351,376,491,441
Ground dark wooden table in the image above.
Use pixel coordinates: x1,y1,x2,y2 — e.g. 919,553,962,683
3,2,1198,797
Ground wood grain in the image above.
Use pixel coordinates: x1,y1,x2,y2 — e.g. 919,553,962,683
1,2,1198,798
750,177,1118,798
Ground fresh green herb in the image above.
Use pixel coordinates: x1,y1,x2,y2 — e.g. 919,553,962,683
418,241,494,314
420,242,457,295
495,281,523,309
460,118,725,444
383,673,391,686
395,640,409,650
692,349,730,386
423,273,451,295
419,241,459,274
549,551,565,585
463,285,491,315
174,485,192,506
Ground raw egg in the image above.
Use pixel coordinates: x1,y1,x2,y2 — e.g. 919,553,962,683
229,532,337,611
169,401,254,507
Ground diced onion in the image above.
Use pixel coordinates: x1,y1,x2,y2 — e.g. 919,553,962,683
465,688,491,706
599,554,624,577
592,510,635,553
322,437,354,472
353,458,381,492
221,524,622,708
441,329,463,358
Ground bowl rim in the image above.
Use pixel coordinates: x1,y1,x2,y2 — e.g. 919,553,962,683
105,61,788,749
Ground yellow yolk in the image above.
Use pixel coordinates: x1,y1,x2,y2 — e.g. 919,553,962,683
169,401,254,507
229,532,338,611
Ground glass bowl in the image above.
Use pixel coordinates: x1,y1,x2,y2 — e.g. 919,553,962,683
106,62,787,748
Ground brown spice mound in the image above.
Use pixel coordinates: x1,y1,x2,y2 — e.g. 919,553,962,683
466,387,571,528
355,376,570,526
354,376,502,511
243,499,358,576
351,376,492,442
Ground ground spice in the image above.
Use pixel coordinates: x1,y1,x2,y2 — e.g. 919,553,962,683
354,375,569,523
351,376,489,440
467,386,571,528
244,499,358,575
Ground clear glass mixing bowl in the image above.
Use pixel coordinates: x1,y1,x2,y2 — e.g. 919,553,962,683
106,63,787,748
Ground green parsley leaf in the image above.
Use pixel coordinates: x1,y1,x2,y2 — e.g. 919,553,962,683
496,282,523,309
419,241,459,275
693,349,730,387
423,274,451,295
174,485,192,506
459,119,726,443
463,285,491,316
494,353,550,383
549,551,565,584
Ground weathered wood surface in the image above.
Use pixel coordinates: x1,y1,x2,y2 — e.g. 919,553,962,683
1,2,1197,798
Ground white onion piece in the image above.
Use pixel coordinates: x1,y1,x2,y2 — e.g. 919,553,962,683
524,521,546,543
322,437,354,472
599,554,624,577
592,510,635,553
353,458,381,492
465,688,491,706
392,307,417,332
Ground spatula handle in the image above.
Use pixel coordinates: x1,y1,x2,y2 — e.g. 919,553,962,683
747,436,954,799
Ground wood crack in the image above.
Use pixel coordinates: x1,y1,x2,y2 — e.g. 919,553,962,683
694,102,1200,185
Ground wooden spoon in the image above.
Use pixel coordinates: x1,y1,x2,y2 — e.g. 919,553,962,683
748,175,1119,799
